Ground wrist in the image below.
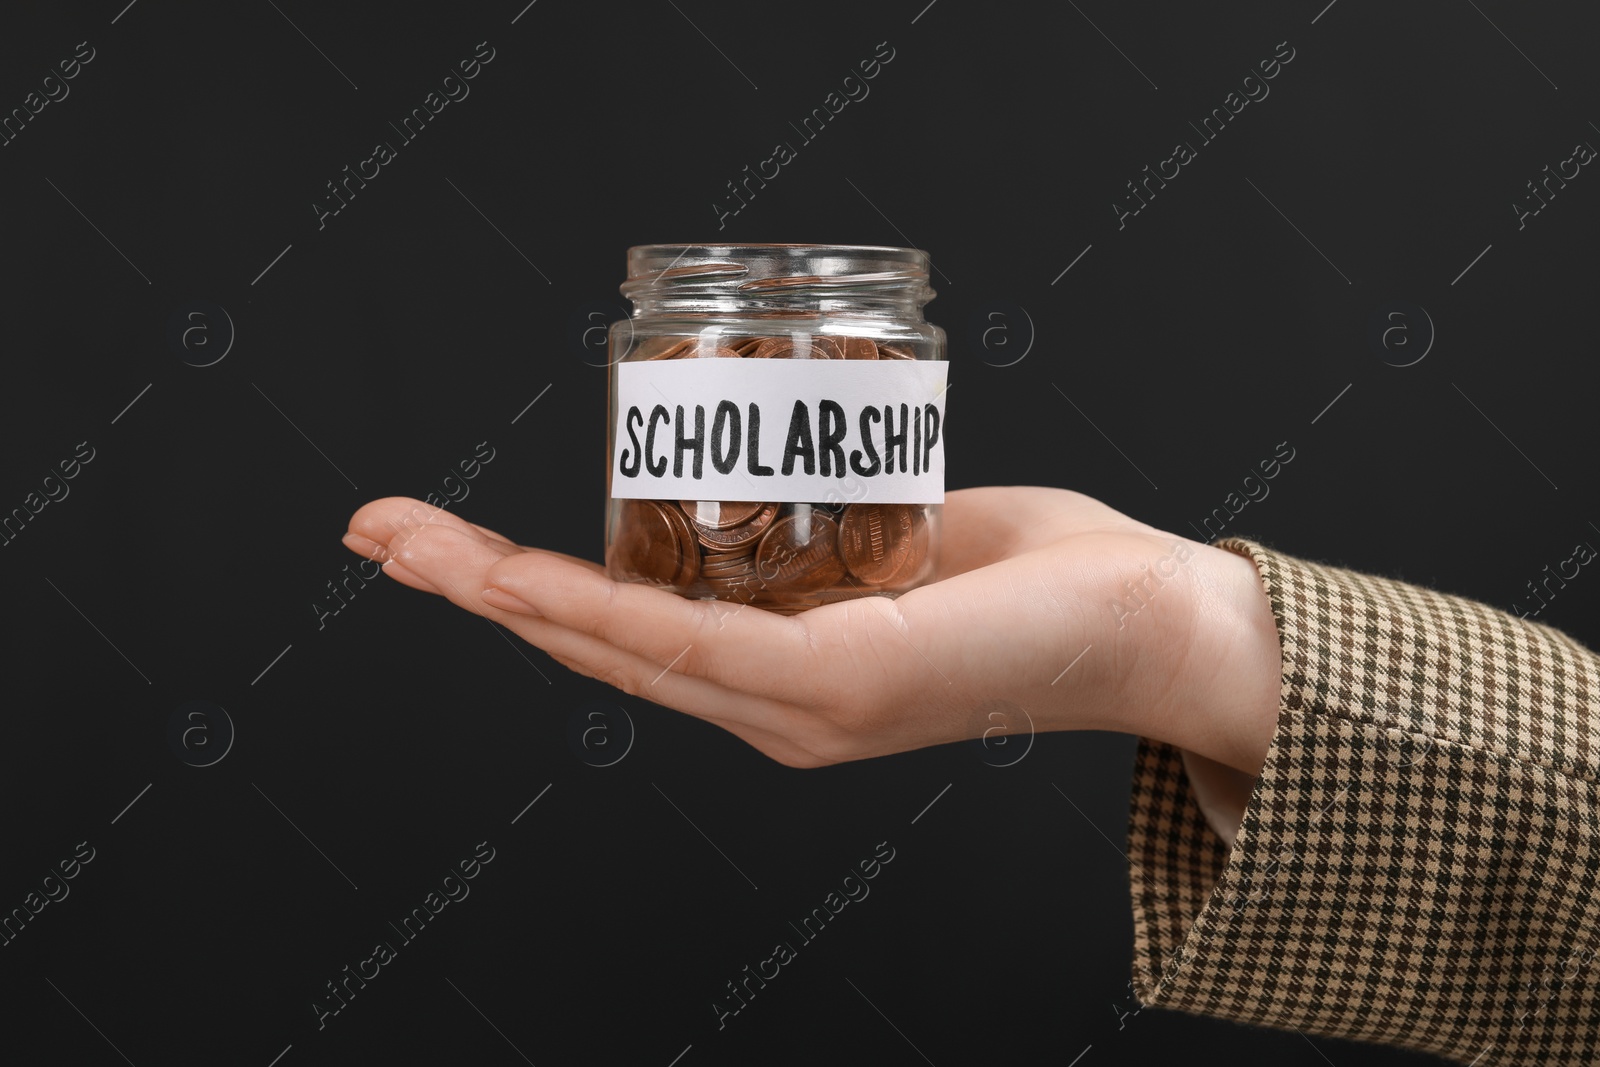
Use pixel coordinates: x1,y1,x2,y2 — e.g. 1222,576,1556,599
1128,539,1283,776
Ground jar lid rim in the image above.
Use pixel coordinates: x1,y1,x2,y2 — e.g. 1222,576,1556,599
623,244,931,293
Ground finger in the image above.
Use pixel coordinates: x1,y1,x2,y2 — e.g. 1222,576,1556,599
490,539,608,577
350,501,518,596
466,521,522,551
460,518,608,576
457,517,606,575
348,497,508,558
341,530,393,564
386,521,519,613
338,531,444,593
482,548,832,704
346,495,609,577
381,558,443,595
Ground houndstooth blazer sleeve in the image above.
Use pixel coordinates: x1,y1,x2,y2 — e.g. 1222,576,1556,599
1127,537,1600,1065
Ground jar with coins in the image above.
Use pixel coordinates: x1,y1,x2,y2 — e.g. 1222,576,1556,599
604,244,948,614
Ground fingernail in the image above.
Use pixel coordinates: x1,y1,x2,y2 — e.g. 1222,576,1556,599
342,531,390,562
482,586,540,615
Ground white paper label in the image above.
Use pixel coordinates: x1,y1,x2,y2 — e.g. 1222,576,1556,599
612,357,948,504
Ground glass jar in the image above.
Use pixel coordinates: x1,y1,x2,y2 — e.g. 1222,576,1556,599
604,244,947,614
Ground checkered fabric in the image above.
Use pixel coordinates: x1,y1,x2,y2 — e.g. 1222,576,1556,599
1127,538,1600,1065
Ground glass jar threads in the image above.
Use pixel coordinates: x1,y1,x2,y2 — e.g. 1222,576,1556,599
604,244,948,614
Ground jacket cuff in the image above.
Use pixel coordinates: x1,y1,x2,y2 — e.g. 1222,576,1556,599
1126,536,1600,1065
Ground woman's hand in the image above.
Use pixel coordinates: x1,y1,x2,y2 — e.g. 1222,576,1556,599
343,488,1282,774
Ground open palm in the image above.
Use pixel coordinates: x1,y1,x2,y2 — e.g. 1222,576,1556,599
344,486,1278,772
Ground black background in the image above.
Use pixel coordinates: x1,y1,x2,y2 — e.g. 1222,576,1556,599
2,1,1596,1064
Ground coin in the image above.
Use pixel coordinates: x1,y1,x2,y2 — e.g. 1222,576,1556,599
732,337,765,356
692,501,780,550
608,500,698,587
681,500,766,530
813,337,846,360
657,500,701,584
838,503,927,586
841,336,879,360
814,589,881,604
755,512,847,593
700,548,762,601
702,554,757,578
643,336,697,360
877,512,930,588
878,343,917,360
606,501,666,582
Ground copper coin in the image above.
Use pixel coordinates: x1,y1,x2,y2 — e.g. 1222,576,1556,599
701,550,763,601
732,337,765,356
605,500,667,582
754,512,847,593
868,510,928,588
701,549,757,577
681,500,766,530
703,563,758,582
838,504,926,586
608,500,699,587
657,500,702,582
702,564,758,582
876,512,930,588
752,337,833,360
643,337,697,361
703,565,758,587
657,339,742,359
877,343,917,360
693,501,780,550
813,589,881,604
842,336,879,360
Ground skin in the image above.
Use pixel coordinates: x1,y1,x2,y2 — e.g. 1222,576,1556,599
342,488,1283,776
